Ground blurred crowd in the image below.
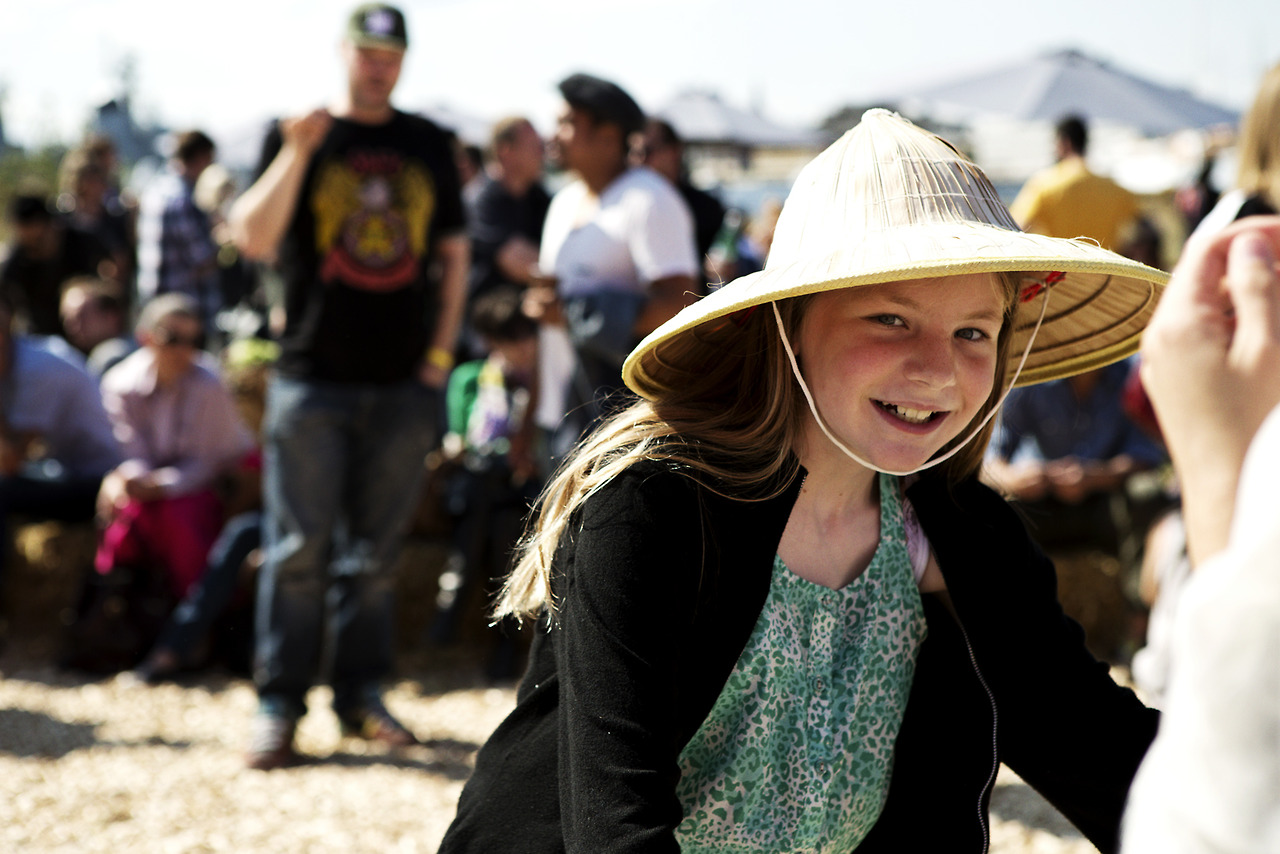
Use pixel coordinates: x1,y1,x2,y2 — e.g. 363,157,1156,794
0,1,1277,778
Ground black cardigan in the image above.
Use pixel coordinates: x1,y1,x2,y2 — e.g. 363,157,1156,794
440,463,1158,853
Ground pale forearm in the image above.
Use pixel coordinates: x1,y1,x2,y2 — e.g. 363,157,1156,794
227,143,312,262
494,237,540,284
418,235,470,388
1140,217,1280,565
228,109,333,262
1176,458,1243,566
430,235,470,354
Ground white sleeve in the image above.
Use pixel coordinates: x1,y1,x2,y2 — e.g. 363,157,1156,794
1121,404,1280,853
628,177,699,284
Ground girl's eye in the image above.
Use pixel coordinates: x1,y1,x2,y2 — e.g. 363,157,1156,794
955,327,990,342
870,314,904,327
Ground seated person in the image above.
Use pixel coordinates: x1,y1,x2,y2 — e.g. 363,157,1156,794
95,294,255,601
59,276,136,380
983,359,1168,554
429,286,539,678
133,340,276,683
0,291,122,630
0,192,113,336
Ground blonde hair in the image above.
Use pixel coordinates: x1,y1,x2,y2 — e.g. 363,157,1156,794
1236,61,1280,208
496,273,1020,623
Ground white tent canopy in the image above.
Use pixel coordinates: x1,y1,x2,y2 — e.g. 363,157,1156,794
885,49,1239,138
655,91,822,148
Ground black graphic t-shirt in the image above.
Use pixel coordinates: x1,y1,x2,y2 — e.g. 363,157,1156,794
259,110,466,383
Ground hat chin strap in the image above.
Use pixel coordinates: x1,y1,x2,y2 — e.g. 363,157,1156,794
772,289,1049,477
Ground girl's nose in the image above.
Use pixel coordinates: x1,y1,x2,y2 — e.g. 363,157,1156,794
903,335,958,390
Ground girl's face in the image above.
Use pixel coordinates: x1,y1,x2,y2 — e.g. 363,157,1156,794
795,273,1005,473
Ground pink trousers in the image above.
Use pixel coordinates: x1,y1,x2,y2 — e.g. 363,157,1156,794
95,490,225,598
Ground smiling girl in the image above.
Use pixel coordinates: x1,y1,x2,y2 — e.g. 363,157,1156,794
441,110,1167,854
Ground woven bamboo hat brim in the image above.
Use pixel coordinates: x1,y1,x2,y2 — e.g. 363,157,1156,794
623,109,1169,400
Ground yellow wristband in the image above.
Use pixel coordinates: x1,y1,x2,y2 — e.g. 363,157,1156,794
426,347,455,371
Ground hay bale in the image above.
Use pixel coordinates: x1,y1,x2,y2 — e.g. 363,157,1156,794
1051,549,1139,663
7,521,97,641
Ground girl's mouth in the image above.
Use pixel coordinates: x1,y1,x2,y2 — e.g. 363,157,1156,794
875,400,943,425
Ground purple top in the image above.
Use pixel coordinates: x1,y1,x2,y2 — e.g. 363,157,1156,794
99,348,254,496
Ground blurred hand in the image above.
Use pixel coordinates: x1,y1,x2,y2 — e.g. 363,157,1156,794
280,109,333,156
1140,215,1280,561
988,460,1050,501
123,471,165,502
97,469,164,518
417,362,449,389
1142,218,1280,477
523,284,564,327
1045,458,1088,503
96,470,129,518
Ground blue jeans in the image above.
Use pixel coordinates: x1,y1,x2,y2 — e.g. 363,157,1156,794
156,511,262,661
253,376,439,720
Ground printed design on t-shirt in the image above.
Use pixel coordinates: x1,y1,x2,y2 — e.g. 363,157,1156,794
312,149,437,292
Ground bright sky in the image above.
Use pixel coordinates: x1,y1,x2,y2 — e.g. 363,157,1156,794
2,0,1276,154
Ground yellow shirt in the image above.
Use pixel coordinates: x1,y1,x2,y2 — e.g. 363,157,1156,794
1009,157,1138,250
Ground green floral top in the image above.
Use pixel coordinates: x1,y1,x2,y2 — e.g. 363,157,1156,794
675,472,928,853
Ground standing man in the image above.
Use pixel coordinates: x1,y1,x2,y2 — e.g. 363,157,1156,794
461,116,549,357
136,130,222,337
1009,114,1139,251
228,2,469,770
466,117,549,299
532,73,698,455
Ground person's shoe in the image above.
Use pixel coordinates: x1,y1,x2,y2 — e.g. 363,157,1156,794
245,713,299,770
132,648,182,685
337,702,419,748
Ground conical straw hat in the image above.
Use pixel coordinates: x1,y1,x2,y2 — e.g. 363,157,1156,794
623,109,1168,400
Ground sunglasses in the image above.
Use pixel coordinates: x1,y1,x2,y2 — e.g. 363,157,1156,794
153,327,202,349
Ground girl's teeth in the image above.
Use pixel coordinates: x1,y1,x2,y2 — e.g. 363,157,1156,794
892,405,933,423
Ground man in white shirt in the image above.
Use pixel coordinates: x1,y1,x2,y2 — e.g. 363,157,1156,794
530,73,699,455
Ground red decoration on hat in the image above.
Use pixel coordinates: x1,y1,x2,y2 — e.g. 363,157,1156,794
1020,271,1064,303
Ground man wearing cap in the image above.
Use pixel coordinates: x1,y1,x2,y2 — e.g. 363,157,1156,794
531,73,699,457
228,2,469,769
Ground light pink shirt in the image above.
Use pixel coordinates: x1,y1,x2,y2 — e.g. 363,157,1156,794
99,348,255,496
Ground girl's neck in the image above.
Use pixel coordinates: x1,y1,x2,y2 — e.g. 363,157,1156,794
779,434,882,590
794,423,879,516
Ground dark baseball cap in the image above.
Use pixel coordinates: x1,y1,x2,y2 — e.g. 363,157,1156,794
558,73,645,137
347,3,408,51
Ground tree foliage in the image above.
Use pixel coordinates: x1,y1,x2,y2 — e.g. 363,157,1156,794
0,145,67,244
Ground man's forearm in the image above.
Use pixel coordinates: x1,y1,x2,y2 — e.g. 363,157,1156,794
227,142,313,262
495,236,540,284
430,235,471,354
